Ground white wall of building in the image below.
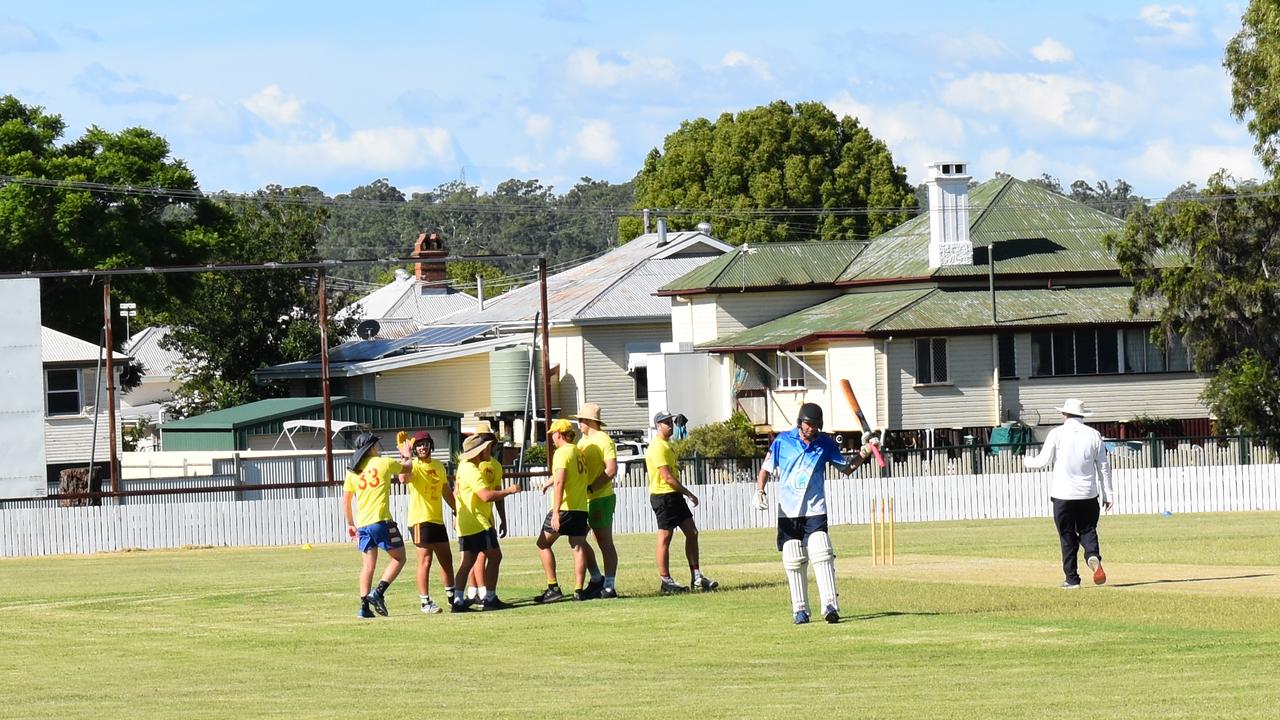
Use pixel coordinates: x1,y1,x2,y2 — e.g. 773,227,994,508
0,279,46,498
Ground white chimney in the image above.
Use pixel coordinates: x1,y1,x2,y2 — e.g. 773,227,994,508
926,161,973,268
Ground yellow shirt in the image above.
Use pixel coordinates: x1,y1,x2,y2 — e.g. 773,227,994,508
646,436,679,495
455,460,495,536
480,458,503,491
579,431,617,501
551,443,589,512
405,458,447,526
343,456,406,527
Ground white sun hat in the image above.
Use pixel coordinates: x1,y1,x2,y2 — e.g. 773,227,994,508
1055,398,1093,417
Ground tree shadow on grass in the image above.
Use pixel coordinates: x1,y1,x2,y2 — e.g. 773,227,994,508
1110,573,1273,589
844,610,948,622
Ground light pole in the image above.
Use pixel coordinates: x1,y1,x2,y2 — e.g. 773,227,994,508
118,302,137,340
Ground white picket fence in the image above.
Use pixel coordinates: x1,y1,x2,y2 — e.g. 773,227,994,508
3,464,1279,557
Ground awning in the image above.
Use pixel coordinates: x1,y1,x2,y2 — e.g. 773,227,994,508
272,419,360,450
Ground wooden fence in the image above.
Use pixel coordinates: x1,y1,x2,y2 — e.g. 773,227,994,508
3,463,1278,557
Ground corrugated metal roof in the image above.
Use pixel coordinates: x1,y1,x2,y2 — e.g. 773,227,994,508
440,231,730,325
123,326,181,377
661,241,866,293
699,285,1160,349
41,326,128,363
339,274,478,325
576,256,707,319
160,396,464,431
840,177,1130,281
325,324,492,362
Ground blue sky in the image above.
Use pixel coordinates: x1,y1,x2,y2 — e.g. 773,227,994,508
0,1,1263,198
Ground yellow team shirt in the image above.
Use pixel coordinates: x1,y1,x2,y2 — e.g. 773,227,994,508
480,458,503,491
646,436,679,495
579,431,617,501
455,460,495,536
343,456,406,527
405,458,448,526
551,443,589,512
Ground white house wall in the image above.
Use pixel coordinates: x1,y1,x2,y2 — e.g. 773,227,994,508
826,343,880,431
714,289,841,336
549,328,585,416
887,335,995,429
671,295,721,346
374,355,491,423
581,323,669,431
648,352,728,428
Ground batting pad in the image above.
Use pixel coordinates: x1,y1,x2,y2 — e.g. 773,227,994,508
807,531,838,609
782,539,809,612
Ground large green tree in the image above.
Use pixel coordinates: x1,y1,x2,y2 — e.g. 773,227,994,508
0,95,220,340
1111,0,1280,447
628,100,915,244
161,186,356,417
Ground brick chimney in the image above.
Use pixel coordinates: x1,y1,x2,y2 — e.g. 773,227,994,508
413,232,447,283
926,161,973,268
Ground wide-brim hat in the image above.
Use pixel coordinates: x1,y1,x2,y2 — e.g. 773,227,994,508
472,420,496,436
460,434,493,461
1056,398,1093,417
571,402,607,427
351,432,380,467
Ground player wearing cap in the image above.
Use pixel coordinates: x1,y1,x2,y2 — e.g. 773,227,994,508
342,432,412,618
574,403,618,598
535,418,601,602
755,402,880,625
646,410,717,595
401,430,456,614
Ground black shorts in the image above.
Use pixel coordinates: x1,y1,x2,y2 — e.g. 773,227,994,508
776,514,829,551
458,528,500,554
649,493,693,531
541,510,589,537
409,521,449,546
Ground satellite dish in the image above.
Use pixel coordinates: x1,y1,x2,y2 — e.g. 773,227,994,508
356,319,381,340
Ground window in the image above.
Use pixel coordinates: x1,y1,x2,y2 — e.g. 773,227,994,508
997,333,1017,379
914,338,948,384
776,353,807,390
632,367,649,404
46,368,81,416
1034,327,1186,376
1123,328,1190,373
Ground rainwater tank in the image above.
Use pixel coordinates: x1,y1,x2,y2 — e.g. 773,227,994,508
489,346,535,413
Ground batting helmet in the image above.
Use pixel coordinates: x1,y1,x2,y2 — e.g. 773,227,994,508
797,403,824,430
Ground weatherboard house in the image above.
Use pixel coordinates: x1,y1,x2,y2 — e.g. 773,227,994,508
256,228,731,436
654,162,1208,446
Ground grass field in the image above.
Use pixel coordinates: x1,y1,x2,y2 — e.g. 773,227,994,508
3,511,1279,719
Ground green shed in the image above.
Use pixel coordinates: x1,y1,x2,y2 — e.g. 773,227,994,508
159,397,463,455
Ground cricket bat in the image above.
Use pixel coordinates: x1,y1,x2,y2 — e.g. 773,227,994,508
839,379,886,468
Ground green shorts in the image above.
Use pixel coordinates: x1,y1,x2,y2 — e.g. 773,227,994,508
588,494,616,529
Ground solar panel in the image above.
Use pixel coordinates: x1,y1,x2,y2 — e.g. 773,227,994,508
324,324,492,363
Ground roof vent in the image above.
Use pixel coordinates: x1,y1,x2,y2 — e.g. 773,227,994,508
656,218,669,247
695,221,712,236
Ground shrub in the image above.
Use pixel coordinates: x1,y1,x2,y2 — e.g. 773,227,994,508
672,412,762,458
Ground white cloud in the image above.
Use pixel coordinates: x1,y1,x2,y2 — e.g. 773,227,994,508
243,85,304,126
571,119,619,164
523,113,552,139
508,155,537,174
825,90,966,180
1126,138,1262,185
246,126,455,172
566,48,677,87
720,50,772,81
1139,4,1198,39
942,72,1128,139
1031,38,1074,63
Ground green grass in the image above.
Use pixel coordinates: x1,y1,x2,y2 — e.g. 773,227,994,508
3,512,1279,719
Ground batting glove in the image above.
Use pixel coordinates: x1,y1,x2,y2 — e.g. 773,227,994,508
753,490,768,511
861,430,882,448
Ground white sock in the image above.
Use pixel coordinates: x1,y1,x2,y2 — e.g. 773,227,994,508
466,586,478,600
420,594,431,605
692,569,704,582
477,585,487,598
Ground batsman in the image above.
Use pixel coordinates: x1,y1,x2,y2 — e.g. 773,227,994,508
755,402,880,625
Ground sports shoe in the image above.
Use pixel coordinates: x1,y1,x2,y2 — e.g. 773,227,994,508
823,604,840,624
659,578,688,595
365,589,389,616
1060,581,1081,590
358,605,375,619
573,589,588,601
420,599,442,614
1087,556,1107,585
600,587,618,599
481,596,514,611
794,610,811,625
583,577,605,599
450,599,471,613
693,574,719,592
535,586,564,603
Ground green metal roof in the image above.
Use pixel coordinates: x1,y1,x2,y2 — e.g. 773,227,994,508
660,241,865,294
839,177,1129,281
699,285,1161,350
161,397,463,431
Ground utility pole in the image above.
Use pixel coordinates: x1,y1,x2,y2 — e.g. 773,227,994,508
319,269,334,485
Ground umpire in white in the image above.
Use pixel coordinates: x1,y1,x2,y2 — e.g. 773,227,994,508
754,403,879,624
1022,398,1114,589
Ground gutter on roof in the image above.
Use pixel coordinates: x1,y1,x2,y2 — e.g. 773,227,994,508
655,281,842,297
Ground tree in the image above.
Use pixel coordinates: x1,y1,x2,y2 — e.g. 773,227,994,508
447,259,515,299
1110,172,1280,448
0,95,221,340
161,186,356,417
629,100,916,245
1226,2,1280,173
